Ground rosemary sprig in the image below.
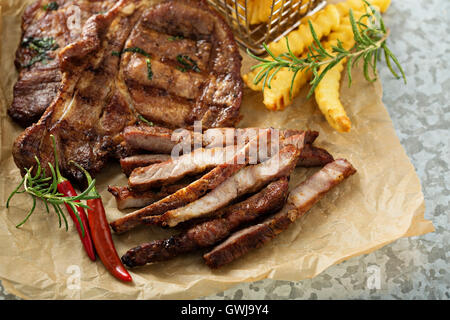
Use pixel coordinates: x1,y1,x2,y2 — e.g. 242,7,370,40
138,114,154,126
115,47,154,80
6,157,98,229
42,1,59,11
176,55,200,73
21,36,59,68
122,47,151,58
247,1,406,99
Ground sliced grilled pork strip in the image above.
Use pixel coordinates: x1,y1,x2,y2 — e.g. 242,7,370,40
110,136,261,233
203,128,318,147
127,127,278,191
122,125,179,154
144,138,305,228
128,145,236,191
108,187,161,210
9,0,116,127
122,125,319,153
121,178,289,267
108,179,191,210
203,159,357,269
122,125,330,167
120,154,171,176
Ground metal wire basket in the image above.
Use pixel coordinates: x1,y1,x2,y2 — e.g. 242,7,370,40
208,0,326,55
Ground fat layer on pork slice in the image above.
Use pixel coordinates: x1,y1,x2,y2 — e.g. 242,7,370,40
143,139,304,228
203,159,357,269
110,135,263,233
128,145,237,191
121,178,289,267
120,154,171,176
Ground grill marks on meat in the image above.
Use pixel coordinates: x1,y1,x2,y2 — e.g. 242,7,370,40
9,0,116,127
128,28,212,71
110,136,261,233
121,178,289,267
203,159,357,268
122,0,242,128
144,140,304,228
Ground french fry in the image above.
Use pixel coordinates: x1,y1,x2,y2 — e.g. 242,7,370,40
336,0,391,16
314,59,351,132
262,58,312,111
248,0,308,25
244,0,391,113
243,3,340,91
313,13,369,132
249,0,273,25
268,3,341,56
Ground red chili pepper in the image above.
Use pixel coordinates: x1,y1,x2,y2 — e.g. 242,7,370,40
86,198,132,282
72,161,132,282
51,135,96,261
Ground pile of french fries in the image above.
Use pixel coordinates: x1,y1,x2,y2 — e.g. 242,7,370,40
242,0,391,132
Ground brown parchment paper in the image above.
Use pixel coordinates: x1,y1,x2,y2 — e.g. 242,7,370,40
0,0,434,300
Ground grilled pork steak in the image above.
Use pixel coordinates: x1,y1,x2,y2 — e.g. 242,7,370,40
203,159,357,269
121,178,289,267
12,0,243,185
9,0,116,127
122,0,242,128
